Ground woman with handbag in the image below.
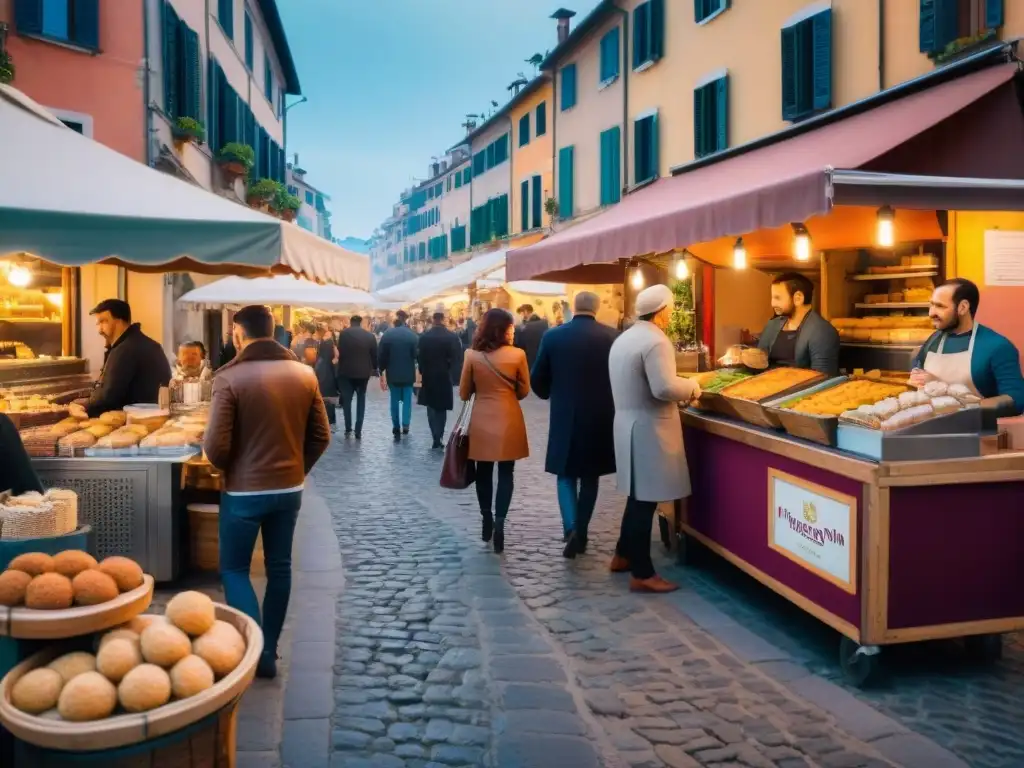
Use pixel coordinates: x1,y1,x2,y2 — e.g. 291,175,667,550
458,308,531,553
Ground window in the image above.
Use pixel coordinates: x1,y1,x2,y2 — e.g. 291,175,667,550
632,0,665,70
694,0,729,24
560,64,577,111
244,10,253,70
162,3,201,121
15,0,100,51
434,182,443,198
264,54,273,103
781,9,832,121
558,146,575,220
463,168,472,185
451,225,467,252
60,119,84,133
518,113,531,147
600,27,620,84
694,74,729,157
920,0,1004,54
600,126,621,205
305,190,314,205
287,185,298,195
633,113,659,184
520,179,530,232
531,175,542,229
473,152,486,177
536,102,547,137
455,172,463,189
419,242,426,261
217,0,234,38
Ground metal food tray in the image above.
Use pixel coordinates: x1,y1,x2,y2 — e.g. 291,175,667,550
83,445,141,458
765,377,848,446
719,370,826,430
837,406,984,461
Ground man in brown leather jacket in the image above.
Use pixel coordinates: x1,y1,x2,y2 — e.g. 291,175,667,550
204,304,330,679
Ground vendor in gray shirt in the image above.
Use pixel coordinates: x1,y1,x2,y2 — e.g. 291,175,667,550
757,272,839,376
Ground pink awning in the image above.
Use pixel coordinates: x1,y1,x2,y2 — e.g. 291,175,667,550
508,63,1018,281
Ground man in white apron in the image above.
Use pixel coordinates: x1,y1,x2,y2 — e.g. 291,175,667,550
909,279,1024,415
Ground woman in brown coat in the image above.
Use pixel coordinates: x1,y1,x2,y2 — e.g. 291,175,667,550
459,309,531,553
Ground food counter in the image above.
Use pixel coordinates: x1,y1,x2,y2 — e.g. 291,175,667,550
678,405,1024,686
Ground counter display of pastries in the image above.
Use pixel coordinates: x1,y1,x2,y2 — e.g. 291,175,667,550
832,316,934,345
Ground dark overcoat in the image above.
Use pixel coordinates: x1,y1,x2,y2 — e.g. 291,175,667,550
417,325,461,411
530,315,617,477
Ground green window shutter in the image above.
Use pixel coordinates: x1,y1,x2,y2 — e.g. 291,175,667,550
184,27,201,120
781,26,798,120
72,0,100,50
599,128,610,204
634,115,658,183
558,146,575,220
715,75,729,152
454,173,462,189
218,0,233,38
244,12,253,69
811,11,832,111
632,4,646,68
264,55,272,102
695,0,729,23
14,0,43,35
163,2,180,117
207,58,220,149
560,64,577,111
600,28,620,83
693,84,706,158
986,0,1005,28
531,175,542,228
518,114,530,147
650,0,665,61
536,102,547,136
520,180,530,231
608,127,621,204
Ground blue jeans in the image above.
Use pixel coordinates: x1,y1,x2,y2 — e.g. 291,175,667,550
556,476,599,539
219,491,302,659
389,385,413,429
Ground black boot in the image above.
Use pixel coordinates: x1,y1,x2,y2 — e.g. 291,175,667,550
393,427,401,441
493,518,505,554
481,511,493,542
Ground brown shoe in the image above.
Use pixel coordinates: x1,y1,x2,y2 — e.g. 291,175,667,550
609,555,630,573
629,576,679,593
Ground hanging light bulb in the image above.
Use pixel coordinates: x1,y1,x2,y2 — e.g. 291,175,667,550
876,205,895,248
792,223,811,262
630,265,645,290
673,252,689,280
7,266,31,288
733,238,747,270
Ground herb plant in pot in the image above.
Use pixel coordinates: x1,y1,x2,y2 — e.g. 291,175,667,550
172,116,205,146
216,142,255,181
246,178,279,211
272,186,302,222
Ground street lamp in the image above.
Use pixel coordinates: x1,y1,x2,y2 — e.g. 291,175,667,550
282,95,308,156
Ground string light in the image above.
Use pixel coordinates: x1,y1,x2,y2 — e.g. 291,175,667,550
876,206,895,248
732,238,747,270
673,252,689,280
630,266,645,290
792,223,811,262
7,266,31,287
45,291,63,307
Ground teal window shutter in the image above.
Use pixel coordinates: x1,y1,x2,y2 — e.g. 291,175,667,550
520,180,530,231
518,113,530,147
632,4,647,69
72,0,100,50
184,27,201,120
264,55,273,102
455,173,462,189
536,102,547,136
781,26,798,120
162,2,180,117
986,0,1004,28
634,115,658,183
918,0,958,54
558,146,575,220
811,10,832,111
560,64,577,111
531,175,542,228
207,58,220,148
693,85,706,158
600,27,620,83
14,0,43,35
695,0,729,23
244,11,253,69
609,127,621,204
650,0,665,61
715,75,729,153
218,0,233,38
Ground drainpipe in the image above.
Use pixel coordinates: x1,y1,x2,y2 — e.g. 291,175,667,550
143,0,152,166
507,115,514,238
614,5,629,195
877,0,886,92
550,70,557,225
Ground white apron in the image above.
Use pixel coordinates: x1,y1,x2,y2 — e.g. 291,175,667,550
922,325,982,397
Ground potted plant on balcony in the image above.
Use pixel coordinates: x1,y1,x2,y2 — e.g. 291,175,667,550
216,142,254,182
0,50,14,86
172,116,205,147
246,178,279,211
272,185,302,222
544,197,559,219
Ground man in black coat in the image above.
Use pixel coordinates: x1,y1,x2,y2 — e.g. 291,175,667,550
417,312,463,449
530,292,617,558
74,299,172,418
336,316,378,439
515,308,549,373
0,413,43,495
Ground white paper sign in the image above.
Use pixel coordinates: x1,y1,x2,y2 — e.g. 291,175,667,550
768,470,855,593
984,230,1024,287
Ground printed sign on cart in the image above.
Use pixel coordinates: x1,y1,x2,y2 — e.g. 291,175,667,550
768,469,857,594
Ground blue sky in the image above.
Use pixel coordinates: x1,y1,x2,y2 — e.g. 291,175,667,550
278,0,601,241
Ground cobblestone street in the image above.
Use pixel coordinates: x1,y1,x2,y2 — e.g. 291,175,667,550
260,389,1024,768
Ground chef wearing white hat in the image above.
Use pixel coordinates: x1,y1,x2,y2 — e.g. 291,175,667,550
607,284,700,593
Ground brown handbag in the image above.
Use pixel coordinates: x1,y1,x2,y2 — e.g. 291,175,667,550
440,397,476,489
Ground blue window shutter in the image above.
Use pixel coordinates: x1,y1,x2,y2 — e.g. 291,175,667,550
600,128,610,204
986,0,1004,28
811,10,832,111
600,28,620,82
218,0,233,38
560,65,576,110
632,5,645,68
650,0,665,61
207,58,219,148
184,27,201,120
558,146,574,219
536,102,547,136
634,120,645,183
693,85,706,158
919,0,958,54
651,115,659,180
244,12,253,69
781,26,798,120
520,180,530,231
162,2,180,116
531,175,542,228
716,75,729,152
14,0,43,35
71,0,100,50
609,127,621,204
264,55,272,102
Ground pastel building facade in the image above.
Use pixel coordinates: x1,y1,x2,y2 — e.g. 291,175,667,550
509,77,554,236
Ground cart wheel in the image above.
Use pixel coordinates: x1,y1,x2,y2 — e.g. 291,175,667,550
839,637,881,688
964,634,1002,661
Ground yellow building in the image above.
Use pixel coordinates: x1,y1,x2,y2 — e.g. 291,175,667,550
509,77,554,237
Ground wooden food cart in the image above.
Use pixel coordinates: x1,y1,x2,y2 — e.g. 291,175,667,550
679,409,1024,686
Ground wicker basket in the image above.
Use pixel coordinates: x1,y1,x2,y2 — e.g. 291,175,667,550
43,490,78,535
0,502,58,540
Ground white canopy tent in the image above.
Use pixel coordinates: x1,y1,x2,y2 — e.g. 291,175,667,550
177,275,400,311
475,266,566,296
375,249,508,305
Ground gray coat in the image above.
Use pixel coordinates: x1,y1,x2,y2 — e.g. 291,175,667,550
757,310,840,376
608,321,698,503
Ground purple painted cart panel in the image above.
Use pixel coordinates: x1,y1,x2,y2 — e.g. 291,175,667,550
685,427,864,628
888,483,1024,628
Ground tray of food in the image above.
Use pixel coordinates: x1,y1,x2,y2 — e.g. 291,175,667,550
768,377,911,446
693,370,753,418
718,367,825,429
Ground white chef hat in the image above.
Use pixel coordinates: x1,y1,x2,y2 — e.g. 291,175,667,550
634,284,673,317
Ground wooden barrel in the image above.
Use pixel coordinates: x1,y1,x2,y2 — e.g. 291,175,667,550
187,505,264,576
0,525,92,571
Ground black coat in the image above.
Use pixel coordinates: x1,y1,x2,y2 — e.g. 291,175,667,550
314,340,339,398
86,324,172,417
336,325,378,380
417,325,462,411
530,315,617,478
515,316,549,372
0,413,43,495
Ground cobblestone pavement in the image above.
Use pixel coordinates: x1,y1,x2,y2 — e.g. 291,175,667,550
294,388,1023,768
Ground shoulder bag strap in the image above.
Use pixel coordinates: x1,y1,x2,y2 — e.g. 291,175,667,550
477,351,518,391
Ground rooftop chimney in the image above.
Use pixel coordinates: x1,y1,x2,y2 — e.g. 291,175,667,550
551,8,576,45
431,161,440,177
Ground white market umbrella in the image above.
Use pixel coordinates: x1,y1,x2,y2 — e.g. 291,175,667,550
177,275,400,311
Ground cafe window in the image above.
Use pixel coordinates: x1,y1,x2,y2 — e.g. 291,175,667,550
0,257,70,360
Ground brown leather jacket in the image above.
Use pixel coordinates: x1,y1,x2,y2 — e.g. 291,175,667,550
204,339,330,493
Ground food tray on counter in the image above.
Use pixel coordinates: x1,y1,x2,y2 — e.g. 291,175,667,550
837,407,984,461
718,369,826,429
0,603,261,752
0,575,154,640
